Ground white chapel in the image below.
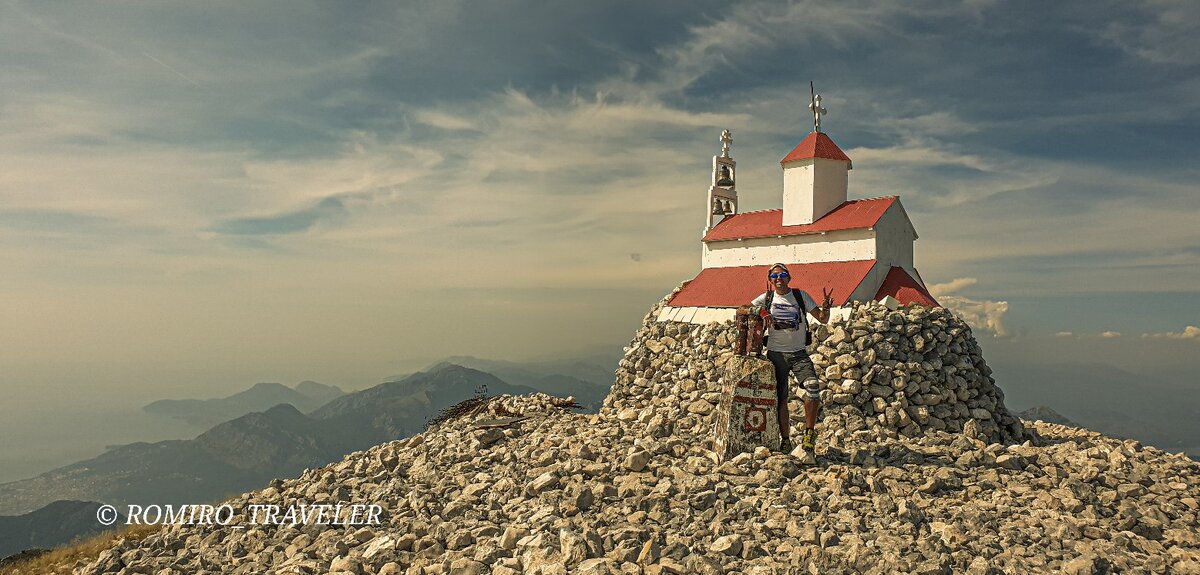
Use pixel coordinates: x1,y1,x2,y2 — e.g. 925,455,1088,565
659,94,938,324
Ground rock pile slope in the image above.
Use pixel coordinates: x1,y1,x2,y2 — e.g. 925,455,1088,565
68,396,1200,575
62,296,1200,575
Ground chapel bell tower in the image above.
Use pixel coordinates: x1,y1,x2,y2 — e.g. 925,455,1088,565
705,129,738,234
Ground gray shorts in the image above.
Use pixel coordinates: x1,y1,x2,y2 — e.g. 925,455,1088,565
766,350,822,402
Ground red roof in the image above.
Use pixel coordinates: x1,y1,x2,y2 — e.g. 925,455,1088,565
667,260,877,308
874,267,939,307
780,132,852,165
703,196,896,242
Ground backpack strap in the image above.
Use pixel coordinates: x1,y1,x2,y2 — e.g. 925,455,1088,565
797,290,810,347
760,290,773,356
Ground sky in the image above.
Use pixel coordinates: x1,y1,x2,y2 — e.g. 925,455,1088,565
2,0,1199,401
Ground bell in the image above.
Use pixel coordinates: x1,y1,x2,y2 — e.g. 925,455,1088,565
712,198,726,216
716,165,734,187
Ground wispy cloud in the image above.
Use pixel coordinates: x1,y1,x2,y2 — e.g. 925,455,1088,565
141,51,200,87
927,277,979,295
1093,0,1200,65
412,110,476,132
214,197,347,236
1061,331,1126,340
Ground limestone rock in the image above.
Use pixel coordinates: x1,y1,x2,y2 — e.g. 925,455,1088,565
711,534,743,556
625,449,652,472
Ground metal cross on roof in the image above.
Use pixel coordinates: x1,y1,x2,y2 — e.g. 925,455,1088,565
720,129,733,158
809,92,827,133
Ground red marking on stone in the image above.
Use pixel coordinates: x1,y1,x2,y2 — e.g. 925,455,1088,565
733,395,777,406
736,380,775,391
744,407,767,432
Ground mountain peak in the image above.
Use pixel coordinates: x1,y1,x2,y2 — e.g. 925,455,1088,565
248,382,288,391
427,362,475,374
57,298,1200,575
1019,405,1076,426
261,403,305,418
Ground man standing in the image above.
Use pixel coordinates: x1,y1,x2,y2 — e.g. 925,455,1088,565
749,263,831,453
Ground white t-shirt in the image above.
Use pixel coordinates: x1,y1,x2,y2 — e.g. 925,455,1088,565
751,289,818,352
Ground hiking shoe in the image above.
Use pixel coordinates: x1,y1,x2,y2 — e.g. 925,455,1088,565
801,428,817,452
779,437,794,453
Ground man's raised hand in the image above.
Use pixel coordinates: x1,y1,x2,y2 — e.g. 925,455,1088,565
821,287,835,311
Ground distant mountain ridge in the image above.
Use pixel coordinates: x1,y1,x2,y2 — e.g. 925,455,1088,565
310,364,541,448
993,361,1200,454
143,381,344,426
0,365,534,516
1018,406,1076,426
422,355,615,412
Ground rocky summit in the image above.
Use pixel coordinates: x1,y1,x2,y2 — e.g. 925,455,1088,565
58,296,1200,575
606,290,1028,447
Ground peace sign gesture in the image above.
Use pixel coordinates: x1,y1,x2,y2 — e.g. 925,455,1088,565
821,286,835,311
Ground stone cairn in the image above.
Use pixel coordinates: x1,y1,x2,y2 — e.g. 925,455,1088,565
602,285,1030,451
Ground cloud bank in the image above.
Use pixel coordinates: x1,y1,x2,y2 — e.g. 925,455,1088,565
927,278,1010,338
1143,326,1200,340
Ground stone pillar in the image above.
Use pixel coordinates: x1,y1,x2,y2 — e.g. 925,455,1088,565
712,355,780,462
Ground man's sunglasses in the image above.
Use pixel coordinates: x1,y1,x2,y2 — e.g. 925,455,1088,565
769,272,790,279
